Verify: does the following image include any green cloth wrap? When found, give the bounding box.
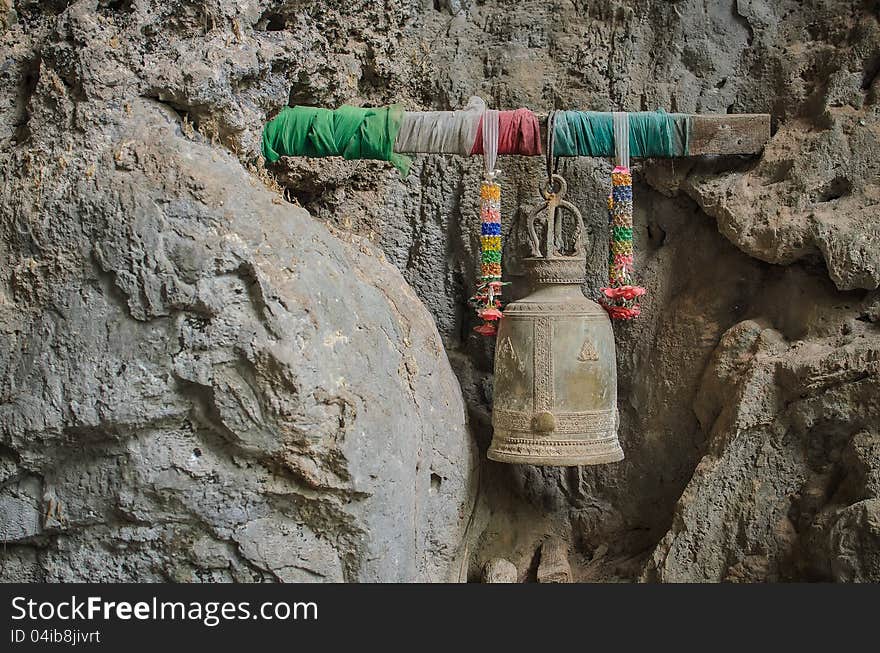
[554,111,614,157]
[261,104,411,177]
[554,110,692,158]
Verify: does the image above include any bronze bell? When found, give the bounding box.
[488,174,623,466]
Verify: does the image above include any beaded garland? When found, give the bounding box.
[470,178,504,336]
[600,165,646,319]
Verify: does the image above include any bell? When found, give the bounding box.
[488,174,623,466]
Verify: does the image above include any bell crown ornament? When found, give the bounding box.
[488,173,623,466]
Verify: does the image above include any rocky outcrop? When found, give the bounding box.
[683,110,880,291]
[481,558,517,583]
[1,0,879,582]
[644,321,880,581]
[0,3,475,582]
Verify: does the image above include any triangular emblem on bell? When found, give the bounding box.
[488,174,623,466]
[577,339,599,362]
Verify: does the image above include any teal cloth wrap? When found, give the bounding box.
[554,110,692,158]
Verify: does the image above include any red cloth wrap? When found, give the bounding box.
[470,108,543,156]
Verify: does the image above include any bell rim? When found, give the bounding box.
[486,445,624,466]
[487,432,624,466]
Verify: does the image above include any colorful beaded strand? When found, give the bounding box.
[600,165,645,319]
[471,178,504,335]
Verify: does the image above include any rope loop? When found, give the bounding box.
[482,109,499,177]
[545,110,557,186]
[613,111,630,170]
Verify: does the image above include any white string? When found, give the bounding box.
[613,111,630,169]
[482,108,499,177]
[394,96,485,155]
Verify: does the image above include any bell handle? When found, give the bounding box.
[526,201,546,257]
[527,175,587,259]
[558,198,588,255]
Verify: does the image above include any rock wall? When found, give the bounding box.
[0,0,476,582]
[1,0,878,582]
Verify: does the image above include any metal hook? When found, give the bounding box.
[540,174,566,200]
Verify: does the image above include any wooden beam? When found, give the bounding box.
[689,114,770,155]
[393,112,771,157]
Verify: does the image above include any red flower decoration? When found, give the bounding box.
[473,323,498,336]
[478,307,503,321]
[602,305,641,320]
[601,285,646,301]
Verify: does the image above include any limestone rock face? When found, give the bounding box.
[643,322,880,582]
[0,5,475,582]
[683,112,880,291]
[1,0,879,582]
